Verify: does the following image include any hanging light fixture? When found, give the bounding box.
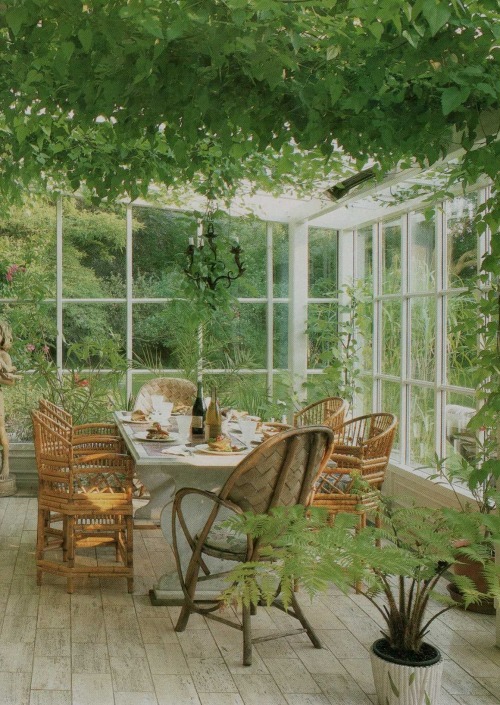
[184,203,245,290]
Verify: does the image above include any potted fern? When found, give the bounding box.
[220,499,500,705]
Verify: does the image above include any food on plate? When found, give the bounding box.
[208,435,239,452]
[146,422,170,441]
[173,403,191,415]
[261,422,290,440]
[131,409,147,422]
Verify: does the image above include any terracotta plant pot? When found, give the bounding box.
[451,542,495,614]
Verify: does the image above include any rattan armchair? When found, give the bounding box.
[32,409,134,593]
[172,425,335,666]
[293,396,349,432]
[313,412,398,529]
[39,399,123,450]
[133,376,196,414]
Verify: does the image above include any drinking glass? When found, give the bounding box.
[238,418,258,447]
[151,394,164,412]
[159,401,174,420]
[176,415,192,445]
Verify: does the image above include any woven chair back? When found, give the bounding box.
[32,409,132,502]
[219,426,335,515]
[39,399,72,427]
[337,413,396,454]
[293,397,348,431]
[32,408,72,462]
[133,377,196,413]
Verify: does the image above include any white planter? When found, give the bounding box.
[370,641,443,705]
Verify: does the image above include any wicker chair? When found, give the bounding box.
[133,377,196,414]
[39,399,123,451]
[172,425,335,666]
[32,409,134,593]
[293,397,349,432]
[313,412,398,530]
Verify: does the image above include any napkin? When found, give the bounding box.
[161,445,193,456]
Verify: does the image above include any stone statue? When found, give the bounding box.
[0,320,21,488]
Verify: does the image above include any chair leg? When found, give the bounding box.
[242,604,252,666]
[36,509,46,560]
[175,603,192,633]
[62,516,69,561]
[290,592,322,649]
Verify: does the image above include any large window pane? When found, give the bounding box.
[446,193,479,289]
[63,303,126,365]
[381,380,400,457]
[381,300,401,376]
[409,210,436,293]
[381,218,401,294]
[445,391,477,464]
[446,292,478,388]
[4,302,57,442]
[273,223,289,298]
[274,303,288,369]
[358,293,373,374]
[307,303,338,369]
[63,199,126,298]
[309,228,338,297]
[410,297,436,382]
[0,196,56,298]
[133,302,193,371]
[306,373,330,403]
[357,375,373,417]
[356,225,373,281]
[203,372,268,416]
[132,206,196,298]
[409,386,435,466]
[205,303,266,369]
[229,217,267,298]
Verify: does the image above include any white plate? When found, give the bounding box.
[195,443,248,456]
[119,411,150,424]
[134,431,179,443]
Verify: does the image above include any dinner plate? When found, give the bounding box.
[195,443,249,456]
[134,431,179,443]
[119,411,150,424]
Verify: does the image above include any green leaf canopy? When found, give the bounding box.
[0,0,499,200]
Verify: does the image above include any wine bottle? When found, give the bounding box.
[205,387,222,440]
[191,381,206,436]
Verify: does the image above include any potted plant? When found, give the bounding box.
[219,498,500,705]
[427,444,500,613]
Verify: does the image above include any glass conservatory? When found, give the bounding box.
[0,175,488,504]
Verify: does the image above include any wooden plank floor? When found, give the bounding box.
[1,495,500,705]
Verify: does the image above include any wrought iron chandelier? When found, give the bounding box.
[184,204,245,291]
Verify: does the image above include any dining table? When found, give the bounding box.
[113,411,251,605]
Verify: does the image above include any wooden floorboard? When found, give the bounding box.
[0,495,498,705]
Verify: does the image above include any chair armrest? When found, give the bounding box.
[73,438,123,452]
[333,444,364,458]
[174,487,243,515]
[330,453,363,471]
[73,423,119,437]
[72,452,132,468]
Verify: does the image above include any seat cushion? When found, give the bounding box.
[201,524,248,560]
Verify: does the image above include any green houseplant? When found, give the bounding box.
[428,436,500,613]
[220,499,500,705]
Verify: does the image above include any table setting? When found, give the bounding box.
[112,404,293,604]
